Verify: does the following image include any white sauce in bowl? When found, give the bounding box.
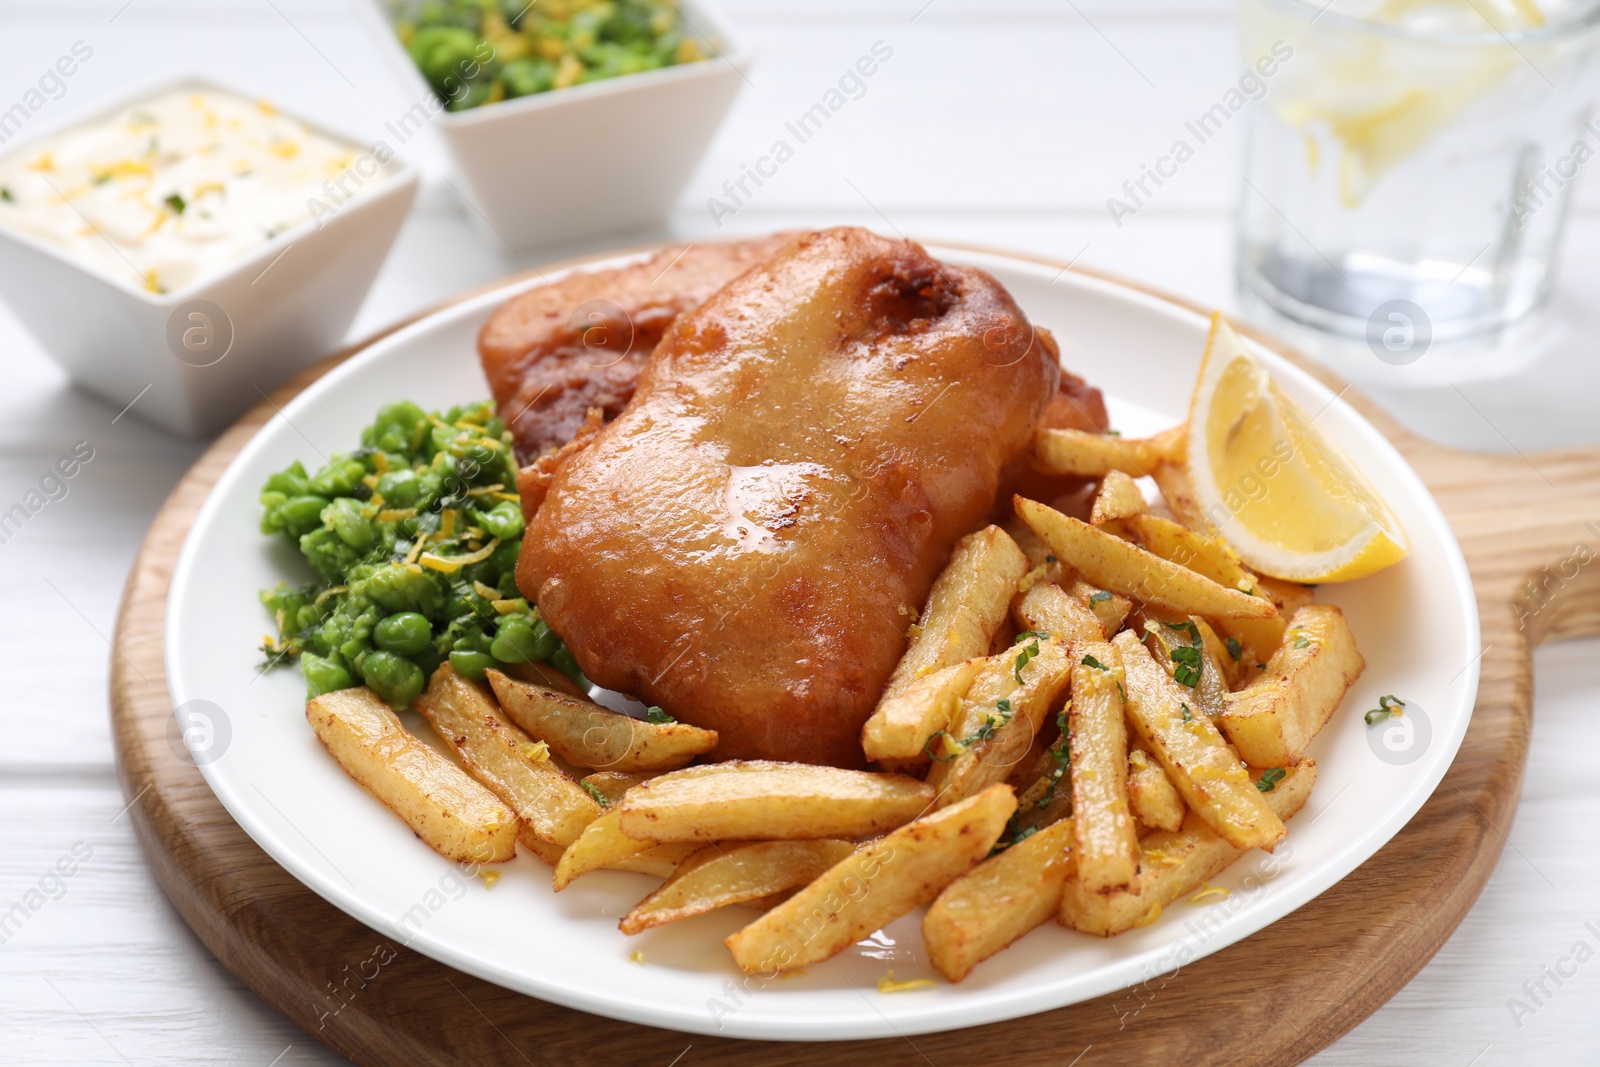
[0,88,388,296]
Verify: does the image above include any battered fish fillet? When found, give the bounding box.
[518,228,1061,767]
[480,234,795,462]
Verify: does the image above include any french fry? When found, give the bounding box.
[1016,497,1277,621]
[550,803,702,888]
[487,670,718,772]
[414,665,600,856]
[1059,762,1315,936]
[924,818,1076,981]
[862,657,987,763]
[1149,460,1208,532]
[307,687,518,864]
[1012,581,1106,644]
[1034,427,1179,478]
[1068,642,1139,893]
[1091,470,1148,525]
[927,637,1073,808]
[1069,578,1132,635]
[581,770,655,805]
[1194,617,1245,690]
[616,761,934,843]
[1219,605,1365,767]
[881,525,1029,697]
[1256,575,1317,616]
[1114,631,1287,851]
[498,658,589,699]
[620,840,856,934]
[1118,513,1285,664]
[1127,743,1184,834]
[725,785,1017,974]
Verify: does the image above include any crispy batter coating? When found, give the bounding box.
[518,228,1061,766]
[480,234,795,461]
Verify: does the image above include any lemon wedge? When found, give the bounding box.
[1184,314,1407,583]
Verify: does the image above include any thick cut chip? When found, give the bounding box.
[1059,762,1314,936]
[307,687,518,864]
[615,761,934,843]
[1219,605,1364,767]
[1114,631,1286,852]
[414,665,600,855]
[862,657,988,764]
[924,817,1076,981]
[1012,581,1106,645]
[725,785,1016,974]
[620,839,857,934]
[927,638,1072,808]
[487,670,718,772]
[1068,642,1139,894]
[1127,744,1185,834]
[1090,470,1148,525]
[1034,427,1180,478]
[1016,498,1278,621]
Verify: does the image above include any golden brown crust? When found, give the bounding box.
[518,228,1060,767]
[479,234,796,461]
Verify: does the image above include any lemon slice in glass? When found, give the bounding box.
[1184,314,1407,582]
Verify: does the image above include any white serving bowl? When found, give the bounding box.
[0,74,417,438]
[357,0,746,250]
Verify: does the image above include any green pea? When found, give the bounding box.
[362,651,425,708]
[263,462,310,498]
[478,499,524,540]
[374,612,432,657]
[302,653,353,697]
[448,649,494,681]
[368,400,428,454]
[274,494,330,536]
[489,615,556,664]
[309,458,366,497]
[375,468,422,508]
[326,497,375,551]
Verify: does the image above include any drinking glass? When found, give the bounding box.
[1237,0,1600,351]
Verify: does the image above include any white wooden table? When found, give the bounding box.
[2,2,1596,1063]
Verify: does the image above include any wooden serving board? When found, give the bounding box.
[111,246,1600,1067]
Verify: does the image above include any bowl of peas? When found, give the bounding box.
[358,0,748,250]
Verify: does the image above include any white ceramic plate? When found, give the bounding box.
[166,247,1480,1041]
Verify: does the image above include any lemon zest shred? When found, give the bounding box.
[877,970,936,994]
[1132,901,1163,927]
[1189,885,1231,905]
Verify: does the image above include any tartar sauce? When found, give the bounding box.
[0,89,387,295]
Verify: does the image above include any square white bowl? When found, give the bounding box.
[356,0,746,250]
[0,74,418,438]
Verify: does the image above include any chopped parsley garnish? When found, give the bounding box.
[1014,629,1051,644]
[165,192,186,215]
[1045,554,1058,564]
[1256,768,1287,792]
[0,187,13,202]
[996,698,1012,715]
[1225,637,1242,661]
[1180,703,1192,723]
[581,781,610,808]
[1116,680,1127,703]
[645,706,674,724]
[924,731,959,762]
[1081,654,1107,671]
[1163,619,1202,645]
[1170,645,1203,687]
[1294,635,1310,649]
[1014,637,1042,683]
[1088,590,1113,605]
[1364,694,1405,725]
